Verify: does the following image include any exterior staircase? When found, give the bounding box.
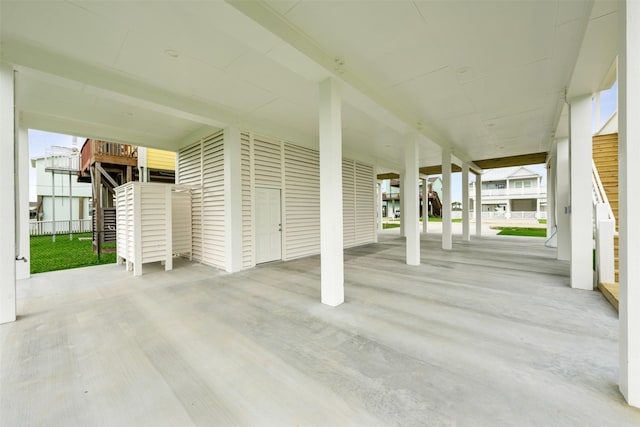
[593,133,619,310]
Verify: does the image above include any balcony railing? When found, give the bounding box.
[80,139,138,173]
[474,187,544,197]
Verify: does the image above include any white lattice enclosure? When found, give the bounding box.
[115,182,192,276]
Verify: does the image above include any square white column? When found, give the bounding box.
[404,134,419,266]
[422,178,428,233]
[441,150,452,250]
[0,63,16,324]
[475,173,482,236]
[556,138,570,261]
[569,95,593,290]
[319,78,344,306]
[462,164,470,241]
[223,126,243,273]
[16,126,30,279]
[547,150,557,239]
[619,0,640,408]
[399,172,405,237]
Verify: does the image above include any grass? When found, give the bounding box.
[493,227,547,237]
[425,217,463,223]
[383,223,400,229]
[538,219,547,224]
[30,233,117,274]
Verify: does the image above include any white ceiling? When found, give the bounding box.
[0,0,618,171]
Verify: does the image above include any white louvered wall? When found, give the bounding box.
[354,162,376,245]
[171,190,192,255]
[241,132,253,268]
[253,135,282,188]
[342,160,356,247]
[177,131,226,270]
[343,159,376,247]
[177,130,375,270]
[284,142,320,259]
[115,182,190,275]
[177,140,203,261]
[115,183,134,261]
[201,133,226,269]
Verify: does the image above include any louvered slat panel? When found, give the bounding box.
[342,159,356,247]
[254,137,282,188]
[355,161,375,246]
[172,190,192,255]
[177,139,203,261]
[284,142,319,259]
[241,132,253,268]
[198,132,226,269]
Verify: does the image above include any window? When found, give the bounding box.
[497,183,505,189]
[524,181,532,188]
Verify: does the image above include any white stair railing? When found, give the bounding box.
[592,161,616,285]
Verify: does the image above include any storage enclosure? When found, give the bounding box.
[177,130,376,272]
[115,182,192,276]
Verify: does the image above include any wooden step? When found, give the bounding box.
[598,282,619,312]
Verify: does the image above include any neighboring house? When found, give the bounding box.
[382,177,443,218]
[470,166,546,219]
[31,149,92,224]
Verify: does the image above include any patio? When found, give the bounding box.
[1,233,637,426]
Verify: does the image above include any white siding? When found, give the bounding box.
[177,139,204,261]
[140,184,168,262]
[177,130,376,270]
[253,135,282,188]
[241,132,253,268]
[115,183,134,261]
[172,190,192,255]
[201,133,226,270]
[355,162,376,245]
[177,131,226,270]
[342,160,356,247]
[283,142,320,260]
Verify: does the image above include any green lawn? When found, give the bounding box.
[493,227,547,237]
[383,223,400,229]
[538,219,547,224]
[425,217,462,223]
[30,233,117,274]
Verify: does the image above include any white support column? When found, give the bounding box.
[399,172,405,237]
[377,180,383,234]
[556,138,570,261]
[223,126,243,273]
[619,0,640,407]
[442,150,452,250]
[319,78,344,306]
[569,95,593,290]
[462,164,470,241]
[475,173,482,236]
[547,151,557,240]
[404,134,419,266]
[16,126,30,279]
[0,64,16,324]
[421,177,428,233]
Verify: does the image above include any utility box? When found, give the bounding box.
[115,182,192,276]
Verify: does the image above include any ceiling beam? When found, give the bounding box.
[5,38,317,149]
[472,152,548,169]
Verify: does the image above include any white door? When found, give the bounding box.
[256,188,282,264]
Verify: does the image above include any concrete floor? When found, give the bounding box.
[2,233,639,426]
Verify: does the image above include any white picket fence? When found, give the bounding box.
[30,219,92,236]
